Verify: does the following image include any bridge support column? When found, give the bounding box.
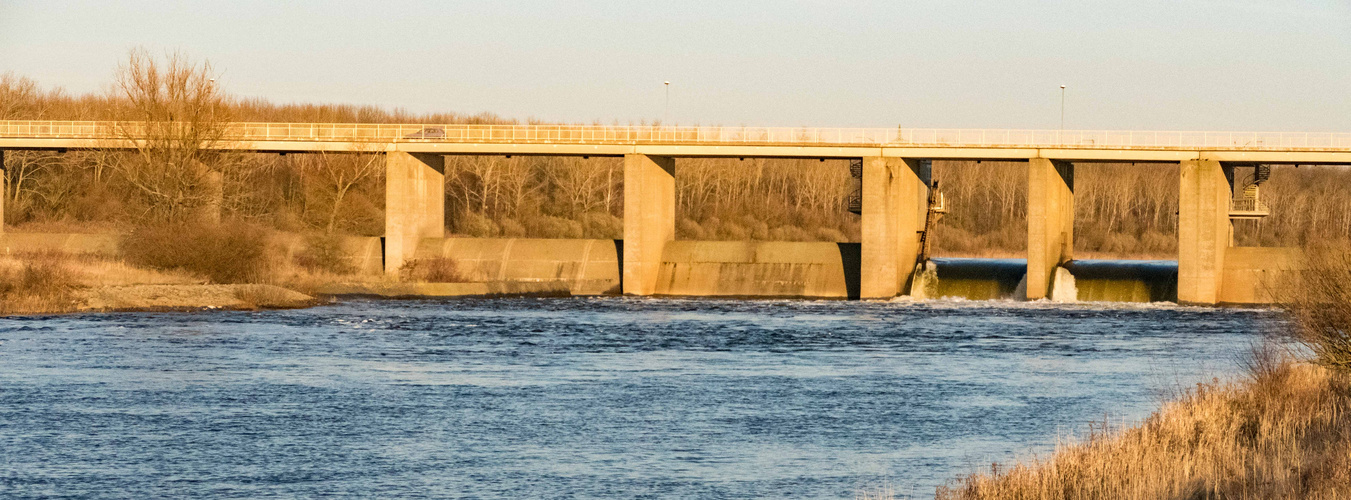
[1178,159,1233,305]
[384,151,445,275]
[861,157,927,299]
[623,154,675,295]
[1027,158,1074,300]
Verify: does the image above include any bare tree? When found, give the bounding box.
[299,146,384,232]
[108,49,231,222]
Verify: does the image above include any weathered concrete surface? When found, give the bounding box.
[859,157,898,298]
[1219,247,1304,304]
[1027,158,1074,299]
[417,237,619,295]
[384,152,445,275]
[897,160,930,294]
[1178,159,1233,305]
[656,240,858,298]
[623,154,675,295]
[860,157,926,298]
[0,232,120,255]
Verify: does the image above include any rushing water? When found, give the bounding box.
[0,298,1278,499]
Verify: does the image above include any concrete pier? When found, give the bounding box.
[859,157,928,299]
[622,154,675,295]
[384,152,445,275]
[1178,159,1233,305]
[1026,158,1074,299]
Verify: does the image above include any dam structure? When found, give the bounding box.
[3,121,1349,304]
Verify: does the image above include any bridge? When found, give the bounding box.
[3,120,1349,304]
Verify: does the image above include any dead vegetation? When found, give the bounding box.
[399,257,465,283]
[0,252,81,314]
[120,220,278,284]
[934,247,1351,500]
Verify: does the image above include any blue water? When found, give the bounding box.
[0,298,1278,498]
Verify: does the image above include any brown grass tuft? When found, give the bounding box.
[937,245,1351,500]
[293,232,355,275]
[120,220,278,284]
[937,357,1351,500]
[0,251,82,314]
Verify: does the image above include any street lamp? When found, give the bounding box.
[1059,84,1067,131]
[663,81,671,125]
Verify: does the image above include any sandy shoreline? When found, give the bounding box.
[71,284,321,313]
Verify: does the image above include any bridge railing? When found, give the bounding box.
[2,120,1350,151]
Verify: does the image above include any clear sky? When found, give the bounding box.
[2,0,1348,131]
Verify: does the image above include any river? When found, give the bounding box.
[0,298,1278,498]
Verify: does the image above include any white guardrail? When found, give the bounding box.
[2,121,1350,151]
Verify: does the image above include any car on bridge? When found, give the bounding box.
[404,127,446,139]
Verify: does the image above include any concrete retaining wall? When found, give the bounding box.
[655,241,859,298]
[416,238,621,295]
[1219,247,1304,305]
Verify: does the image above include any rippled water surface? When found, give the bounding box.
[0,298,1278,498]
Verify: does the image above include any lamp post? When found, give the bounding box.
[663,81,670,126]
[1059,84,1066,131]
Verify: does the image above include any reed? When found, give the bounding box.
[0,251,80,314]
[935,247,1351,500]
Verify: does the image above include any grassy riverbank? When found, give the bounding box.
[929,247,1351,500]
[935,356,1351,499]
[0,249,319,314]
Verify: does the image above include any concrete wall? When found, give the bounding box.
[622,154,675,295]
[655,240,858,298]
[859,157,926,298]
[1027,158,1074,299]
[1178,159,1233,305]
[416,237,620,295]
[384,152,445,275]
[1219,247,1304,304]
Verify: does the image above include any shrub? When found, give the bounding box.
[399,257,465,283]
[677,218,705,240]
[579,211,622,239]
[527,215,583,239]
[0,253,81,314]
[498,217,527,237]
[1283,243,1351,371]
[453,210,499,237]
[294,232,354,275]
[121,220,277,283]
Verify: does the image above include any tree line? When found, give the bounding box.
[3,51,1349,257]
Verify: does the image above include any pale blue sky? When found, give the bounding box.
[2,1,1348,131]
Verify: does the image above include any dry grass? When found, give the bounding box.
[399,257,465,283]
[937,353,1351,500]
[120,220,278,284]
[293,231,356,275]
[0,252,81,314]
[936,247,1351,500]
[1281,242,1351,371]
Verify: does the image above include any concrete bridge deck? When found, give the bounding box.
[1,120,1346,305]
[2,120,1350,163]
